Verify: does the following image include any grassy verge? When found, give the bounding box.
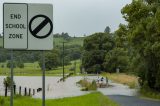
[0,92,119,106]
[102,72,138,88]
[140,88,160,100]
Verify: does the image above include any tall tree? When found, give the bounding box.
[82,33,115,73]
[104,26,111,33]
[121,0,160,91]
[39,49,61,70]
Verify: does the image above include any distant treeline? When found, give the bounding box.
[0,35,82,70]
[53,32,70,38]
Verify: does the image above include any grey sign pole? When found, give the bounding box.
[10,50,14,106]
[62,42,65,82]
[42,50,45,106]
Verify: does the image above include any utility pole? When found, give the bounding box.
[74,60,76,75]
[62,42,65,82]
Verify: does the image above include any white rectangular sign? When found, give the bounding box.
[28,4,53,50]
[3,3,28,49]
[3,3,53,50]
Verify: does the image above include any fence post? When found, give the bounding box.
[13,85,16,95]
[33,89,35,95]
[29,88,31,96]
[24,87,27,96]
[19,86,21,95]
[5,84,7,97]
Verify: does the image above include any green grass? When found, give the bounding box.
[0,92,119,106]
[0,60,81,76]
[54,37,84,46]
[140,88,160,100]
[0,37,84,48]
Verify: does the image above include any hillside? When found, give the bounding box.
[54,37,84,47]
[0,37,84,48]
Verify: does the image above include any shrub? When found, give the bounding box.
[7,61,16,68]
[17,62,24,68]
[140,88,160,100]
[88,80,97,90]
[77,79,97,91]
[1,64,4,68]
[3,76,15,89]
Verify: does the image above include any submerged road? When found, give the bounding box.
[108,95,160,106]
[0,75,160,106]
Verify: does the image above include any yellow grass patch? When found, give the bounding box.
[102,73,138,88]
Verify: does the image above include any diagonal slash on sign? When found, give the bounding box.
[29,14,53,39]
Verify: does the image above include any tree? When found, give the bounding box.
[115,24,128,48]
[3,77,14,89]
[17,62,24,68]
[3,77,15,97]
[82,33,115,73]
[121,0,160,91]
[7,61,16,68]
[104,26,111,33]
[39,49,61,70]
[103,48,129,73]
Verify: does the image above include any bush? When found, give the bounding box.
[69,66,75,71]
[140,88,160,100]
[77,79,97,91]
[88,80,97,90]
[3,76,15,89]
[17,62,24,68]
[1,64,4,68]
[7,61,16,68]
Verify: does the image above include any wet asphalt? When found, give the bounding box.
[108,95,160,106]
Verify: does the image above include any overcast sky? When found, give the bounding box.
[0,0,131,36]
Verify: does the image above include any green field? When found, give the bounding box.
[0,60,81,76]
[0,92,119,106]
[54,37,84,46]
[0,36,84,76]
[0,37,84,48]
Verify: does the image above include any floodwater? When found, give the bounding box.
[0,76,137,99]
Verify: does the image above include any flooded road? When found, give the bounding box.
[0,76,137,99]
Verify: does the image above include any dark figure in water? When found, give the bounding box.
[101,77,104,81]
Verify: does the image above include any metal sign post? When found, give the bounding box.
[3,3,53,106]
[62,42,65,82]
[10,50,14,106]
[42,50,45,106]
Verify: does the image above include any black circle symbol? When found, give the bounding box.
[29,14,53,39]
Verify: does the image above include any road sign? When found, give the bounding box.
[3,3,28,49]
[29,15,53,39]
[28,4,53,50]
[3,3,53,50]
